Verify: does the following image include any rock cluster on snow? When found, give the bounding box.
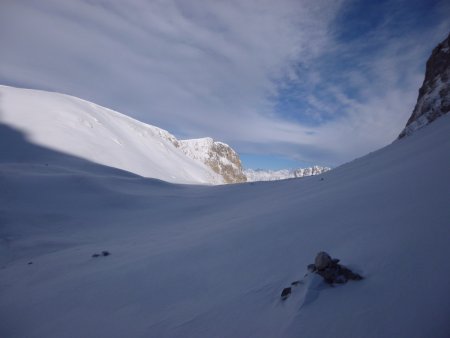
[280,251,362,300]
[307,251,363,285]
[399,33,450,138]
[92,251,111,258]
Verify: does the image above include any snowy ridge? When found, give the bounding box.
[0,85,223,184]
[0,85,327,185]
[179,137,217,163]
[245,166,330,182]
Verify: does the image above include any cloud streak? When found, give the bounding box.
[1,0,449,168]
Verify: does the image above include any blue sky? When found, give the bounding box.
[1,0,449,169]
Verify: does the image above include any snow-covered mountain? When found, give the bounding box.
[179,138,247,183]
[399,33,450,138]
[0,85,328,185]
[245,166,330,182]
[0,85,223,185]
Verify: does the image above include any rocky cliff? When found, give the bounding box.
[179,138,247,184]
[399,33,450,138]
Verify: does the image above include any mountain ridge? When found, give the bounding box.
[0,85,329,185]
[244,166,330,182]
[0,85,223,185]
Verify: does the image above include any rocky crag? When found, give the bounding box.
[179,138,247,184]
[399,33,450,138]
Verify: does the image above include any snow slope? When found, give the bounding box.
[1,105,450,336]
[0,85,222,184]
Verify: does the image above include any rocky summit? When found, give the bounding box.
[179,138,247,184]
[399,33,450,138]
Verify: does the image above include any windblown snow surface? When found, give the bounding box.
[0,85,222,184]
[1,93,450,337]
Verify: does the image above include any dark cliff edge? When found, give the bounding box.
[399,33,450,138]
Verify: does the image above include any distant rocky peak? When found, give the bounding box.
[399,33,450,138]
[179,138,247,184]
[244,166,330,182]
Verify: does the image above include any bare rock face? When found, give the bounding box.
[399,33,450,138]
[179,138,247,184]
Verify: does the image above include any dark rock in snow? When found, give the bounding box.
[315,251,332,270]
[281,287,292,300]
[307,263,316,272]
[92,251,111,258]
[310,251,363,285]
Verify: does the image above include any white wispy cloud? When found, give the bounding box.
[0,0,449,167]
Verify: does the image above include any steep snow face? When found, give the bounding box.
[1,112,449,338]
[399,33,450,138]
[0,85,223,184]
[245,166,330,182]
[179,137,247,183]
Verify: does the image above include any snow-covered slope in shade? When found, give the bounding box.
[0,85,223,184]
[245,166,330,182]
[1,107,449,336]
[179,137,247,183]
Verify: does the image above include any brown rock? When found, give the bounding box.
[399,33,450,138]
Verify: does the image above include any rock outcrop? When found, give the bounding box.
[179,138,247,184]
[399,33,450,138]
[307,251,363,285]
